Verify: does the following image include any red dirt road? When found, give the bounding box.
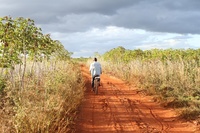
[75,65,198,133]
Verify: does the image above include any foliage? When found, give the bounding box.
[103,46,200,63]
[0,77,6,93]
[0,16,83,132]
[72,57,89,63]
[101,46,200,120]
[0,16,71,69]
[10,62,84,133]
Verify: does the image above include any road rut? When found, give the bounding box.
[75,65,197,133]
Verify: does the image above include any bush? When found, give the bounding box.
[0,77,6,93]
[0,61,85,132]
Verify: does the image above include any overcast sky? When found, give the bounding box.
[0,0,200,57]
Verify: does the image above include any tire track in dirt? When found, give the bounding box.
[101,83,136,132]
[74,65,197,133]
[108,82,168,132]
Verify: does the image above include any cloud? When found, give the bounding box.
[0,0,199,57]
[51,26,198,57]
[112,0,200,34]
[1,0,200,34]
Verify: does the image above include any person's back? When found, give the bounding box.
[90,61,101,77]
[89,57,102,88]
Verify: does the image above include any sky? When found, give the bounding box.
[0,0,200,57]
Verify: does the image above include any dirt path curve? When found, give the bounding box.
[75,65,198,133]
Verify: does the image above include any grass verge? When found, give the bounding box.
[0,61,85,133]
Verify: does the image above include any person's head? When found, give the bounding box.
[94,57,97,62]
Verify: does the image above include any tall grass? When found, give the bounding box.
[101,58,200,119]
[0,60,85,133]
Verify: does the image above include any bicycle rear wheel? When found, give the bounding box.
[94,79,98,95]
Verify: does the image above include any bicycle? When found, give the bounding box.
[93,76,100,95]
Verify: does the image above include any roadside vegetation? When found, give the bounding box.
[1,15,200,132]
[100,46,200,120]
[0,16,85,133]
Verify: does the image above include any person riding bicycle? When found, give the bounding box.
[89,57,102,88]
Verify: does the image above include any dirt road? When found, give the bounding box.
[75,65,198,133]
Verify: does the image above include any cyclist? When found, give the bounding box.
[89,57,102,89]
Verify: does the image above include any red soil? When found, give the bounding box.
[75,65,199,133]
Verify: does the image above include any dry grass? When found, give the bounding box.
[0,61,85,133]
[101,59,200,119]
